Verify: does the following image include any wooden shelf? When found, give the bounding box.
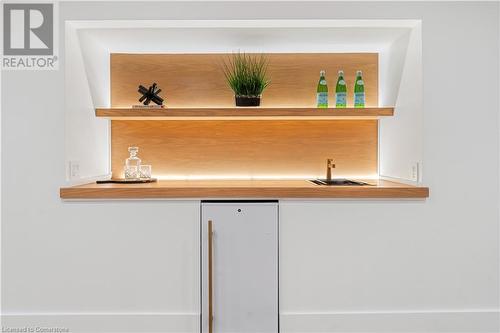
[95,107,394,120]
[60,179,428,199]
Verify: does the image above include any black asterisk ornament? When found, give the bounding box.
[138,83,164,106]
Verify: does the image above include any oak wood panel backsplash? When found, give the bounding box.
[110,53,379,179]
[111,53,378,108]
[111,120,378,179]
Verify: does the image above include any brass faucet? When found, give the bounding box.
[326,158,336,181]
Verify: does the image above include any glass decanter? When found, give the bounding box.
[124,146,141,179]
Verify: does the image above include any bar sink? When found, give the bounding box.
[308,179,369,186]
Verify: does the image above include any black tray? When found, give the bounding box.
[96,178,157,184]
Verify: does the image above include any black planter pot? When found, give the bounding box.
[235,96,261,107]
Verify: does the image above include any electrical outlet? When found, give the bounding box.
[69,161,80,179]
[410,162,420,182]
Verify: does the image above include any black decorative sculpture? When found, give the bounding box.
[138,83,164,106]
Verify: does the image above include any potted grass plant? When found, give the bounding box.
[222,53,270,107]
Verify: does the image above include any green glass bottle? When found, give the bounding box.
[316,70,328,108]
[354,70,365,108]
[335,70,347,108]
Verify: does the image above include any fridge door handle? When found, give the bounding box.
[208,220,214,333]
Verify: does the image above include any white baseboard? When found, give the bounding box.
[3,310,499,333]
[280,310,500,333]
[1,313,199,333]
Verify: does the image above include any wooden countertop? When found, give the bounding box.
[60,179,429,199]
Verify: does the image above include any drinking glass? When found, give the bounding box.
[124,165,139,179]
[139,165,152,179]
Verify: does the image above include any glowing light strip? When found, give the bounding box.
[155,174,379,181]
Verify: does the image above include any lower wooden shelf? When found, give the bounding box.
[60,179,429,199]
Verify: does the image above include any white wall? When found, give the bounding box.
[2,2,499,333]
[65,23,111,181]
[379,24,423,182]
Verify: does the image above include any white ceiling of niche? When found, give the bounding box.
[69,20,418,107]
[78,27,411,53]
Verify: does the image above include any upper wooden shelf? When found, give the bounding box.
[95,107,394,120]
